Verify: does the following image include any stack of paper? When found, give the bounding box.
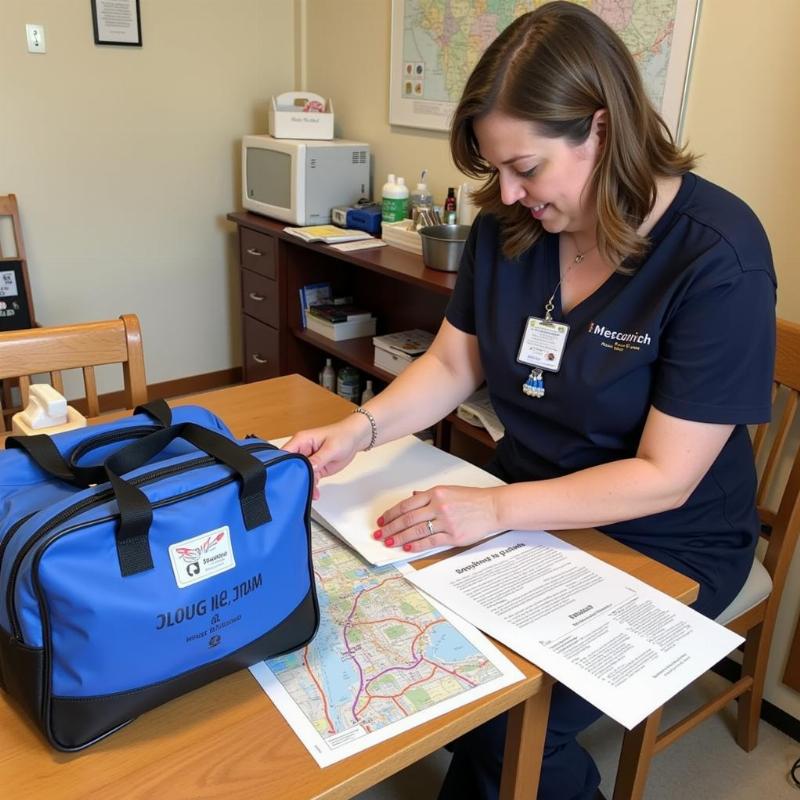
[457,386,505,442]
[311,434,504,566]
[283,224,373,244]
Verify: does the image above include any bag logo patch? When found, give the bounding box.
[168,526,236,588]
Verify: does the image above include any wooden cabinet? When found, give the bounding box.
[228,211,495,457]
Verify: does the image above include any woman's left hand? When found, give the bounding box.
[375,485,500,554]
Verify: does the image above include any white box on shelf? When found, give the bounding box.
[268,91,334,140]
[305,314,376,341]
[373,346,414,376]
[373,329,433,376]
[380,219,422,255]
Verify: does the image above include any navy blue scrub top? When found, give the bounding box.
[446,173,777,615]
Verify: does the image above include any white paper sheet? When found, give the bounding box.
[404,530,744,730]
[310,435,505,566]
[249,521,523,766]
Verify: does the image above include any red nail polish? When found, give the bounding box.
[377,516,385,526]
[403,543,412,552]
[385,537,394,547]
[372,529,383,540]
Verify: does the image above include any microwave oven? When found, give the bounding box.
[242,135,370,225]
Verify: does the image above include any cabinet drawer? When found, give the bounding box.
[241,268,279,327]
[243,315,280,382]
[240,228,277,279]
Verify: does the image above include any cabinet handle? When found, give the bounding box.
[246,248,264,257]
[252,354,268,365]
[248,292,265,302]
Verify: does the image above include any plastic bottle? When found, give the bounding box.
[321,358,336,392]
[336,365,361,403]
[382,174,409,223]
[361,379,375,404]
[444,187,457,224]
[410,180,433,221]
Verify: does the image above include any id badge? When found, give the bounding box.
[517,316,570,372]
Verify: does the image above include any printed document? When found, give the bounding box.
[249,521,523,766]
[310,435,505,566]
[404,530,744,729]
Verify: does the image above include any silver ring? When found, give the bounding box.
[426,519,435,536]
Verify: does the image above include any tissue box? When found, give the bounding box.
[268,91,334,140]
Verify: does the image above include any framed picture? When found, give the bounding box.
[91,0,142,47]
[389,0,702,140]
[0,261,33,332]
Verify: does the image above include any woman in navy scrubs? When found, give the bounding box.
[286,3,776,798]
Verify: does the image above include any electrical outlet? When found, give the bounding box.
[26,24,46,54]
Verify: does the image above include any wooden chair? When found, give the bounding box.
[0,314,147,422]
[613,317,800,799]
[0,194,36,325]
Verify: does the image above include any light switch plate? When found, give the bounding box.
[26,24,46,54]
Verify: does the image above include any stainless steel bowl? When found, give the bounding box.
[418,224,471,272]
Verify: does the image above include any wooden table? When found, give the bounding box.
[0,376,698,799]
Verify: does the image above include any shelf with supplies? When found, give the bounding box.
[291,327,398,384]
[227,209,490,461]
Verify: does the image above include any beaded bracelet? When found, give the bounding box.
[353,407,378,451]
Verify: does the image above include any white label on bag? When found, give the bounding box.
[168,526,236,589]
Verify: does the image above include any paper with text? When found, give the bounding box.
[311,435,505,566]
[405,530,743,729]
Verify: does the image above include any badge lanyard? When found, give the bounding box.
[517,284,570,399]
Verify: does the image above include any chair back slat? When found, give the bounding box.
[18,375,30,407]
[752,383,778,458]
[51,371,64,395]
[756,387,798,510]
[82,366,100,418]
[759,319,800,590]
[0,194,26,261]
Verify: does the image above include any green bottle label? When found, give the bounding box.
[382,197,408,222]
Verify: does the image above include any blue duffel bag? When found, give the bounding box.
[0,421,318,750]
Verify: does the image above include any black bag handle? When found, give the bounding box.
[5,399,173,488]
[104,422,270,577]
[133,398,172,427]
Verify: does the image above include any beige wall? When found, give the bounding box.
[1,0,295,388]
[305,0,800,718]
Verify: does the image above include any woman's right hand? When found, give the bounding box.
[283,413,371,499]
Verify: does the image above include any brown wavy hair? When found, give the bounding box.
[450,1,696,266]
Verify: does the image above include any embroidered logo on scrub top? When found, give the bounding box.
[588,322,653,353]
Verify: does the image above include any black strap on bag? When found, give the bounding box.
[104,422,271,577]
[133,398,172,427]
[5,399,173,487]
[4,434,82,485]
